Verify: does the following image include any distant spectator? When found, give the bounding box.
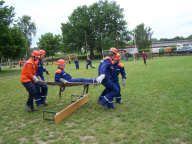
[142,51,147,66]
[19,60,22,67]
[74,57,79,69]
[125,53,128,61]
[68,55,71,64]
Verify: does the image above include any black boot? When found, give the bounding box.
[116,101,123,104]
[100,104,108,110]
[25,104,32,112]
[32,108,39,111]
[97,97,101,104]
[43,102,48,106]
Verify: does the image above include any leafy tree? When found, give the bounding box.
[134,23,152,49]
[186,34,192,40]
[37,32,62,63]
[151,38,158,42]
[17,15,36,59]
[0,1,27,70]
[0,25,27,58]
[61,0,131,59]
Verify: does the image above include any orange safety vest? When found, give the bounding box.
[68,56,71,61]
[19,61,22,65]
[20,57,38,83]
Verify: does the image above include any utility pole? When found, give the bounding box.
[85,33,88,57]
[148,27,153,59]
[100,32,103,58]
[116,31,119,50]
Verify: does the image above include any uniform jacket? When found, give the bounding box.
[35,59,46,77]
[19,61,22,65]
[20,57,38,83]
[111,61,126,81]
[74,59,79,65]
[55,67,72,82]
[87,58,91,64]
[68,56,71,61]
[98,55,113,79]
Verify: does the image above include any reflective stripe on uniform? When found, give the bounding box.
[35,99,41,101]
[104,96,109,101]
[116,96,121,99]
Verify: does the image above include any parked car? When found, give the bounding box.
[173,46,192,54]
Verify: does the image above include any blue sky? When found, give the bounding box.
[5,0,192,48]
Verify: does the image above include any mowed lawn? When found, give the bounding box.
[0,56,192,144]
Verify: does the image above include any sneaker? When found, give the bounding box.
[25,104,32,112]
[43,102,48,106]
[100,104,108,110]
[32,108,39,111]
[116,101,123,104]
[37,105,43,107]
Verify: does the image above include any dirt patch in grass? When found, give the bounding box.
[67,122,76,127]
[79,135,94,140]
[20,123,26,127]
[172,138,187,144]
[19,138,28,143]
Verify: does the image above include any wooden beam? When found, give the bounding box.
[55,95,88,125]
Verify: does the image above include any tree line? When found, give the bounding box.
[1,0,191,68]
[152,35,192,42]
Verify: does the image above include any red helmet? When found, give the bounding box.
[57,59,65,65]
[109,48,117,54]
[39,50,45,55]
[31,50,40,58]
[114,53,121,59]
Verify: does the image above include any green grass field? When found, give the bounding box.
[0,56,192,144]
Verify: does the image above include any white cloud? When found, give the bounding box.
[4,0,192,47]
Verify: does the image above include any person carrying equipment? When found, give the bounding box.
[96,48,119,110]
[20,50,40,112]
[19,60,22,67]
[68,55,71,64]
[35,50,50,107]
[74,57,79,69]
[86,57,95,69]
[98,53,126,104]
[54,59,97,83]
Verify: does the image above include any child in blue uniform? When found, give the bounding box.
[98,53,126,104]
[55,59,97,83]
[35,50,50,107]
[86,57,95,69]
[96,48,119,110]
[74,57,79,69]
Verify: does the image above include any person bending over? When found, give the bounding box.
[35,50,50,107]
[20,50,40,112]
[98,53,126,104]
[96,48,119,110]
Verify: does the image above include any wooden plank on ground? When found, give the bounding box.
[55,95,88,125]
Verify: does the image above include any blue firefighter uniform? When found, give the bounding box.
[86,58,95,69]
[98,55,119,108]
[74,58,79,69]
[100,61,126,103]
[55,67,97,83]
[35,59,48,106]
